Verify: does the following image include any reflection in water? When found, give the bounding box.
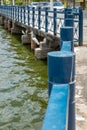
[0,27,48,130]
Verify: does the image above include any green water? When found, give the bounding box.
[0,27,48,130]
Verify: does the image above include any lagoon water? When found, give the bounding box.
[0,26,48,130]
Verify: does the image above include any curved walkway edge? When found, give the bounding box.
[75,15,87,130]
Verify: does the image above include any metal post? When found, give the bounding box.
[12,0,15,28]
[60,26,75,130]
[68,82,75,130]
[53,8,57,36]
[28,6,30,26]
[12,6,13,19]
[10,6,12,19]
[45,8,48,32]
[38,7,41,29]
[48,51,75,96]
[79,7,83,46]
[32,7,35,27]
[14,6,16,20]
[24,7,26,24]
[20,6,22,23]
[60,27,74,51]
[18,6,19,22]
[48,43,75,130]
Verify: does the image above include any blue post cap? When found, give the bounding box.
[48,50,74,57]
[48,51,75,95]
[48,51,75,83]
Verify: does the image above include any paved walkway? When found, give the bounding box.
[75,12,87,130]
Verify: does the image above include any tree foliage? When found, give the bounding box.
[0,0,23,5]
[0,0,49,5]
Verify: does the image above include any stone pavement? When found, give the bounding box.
[75,12,87,130]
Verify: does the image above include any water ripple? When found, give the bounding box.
[0,27,48,130]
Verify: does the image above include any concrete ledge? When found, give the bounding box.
[21,34,31,45]
[35,48,54,60]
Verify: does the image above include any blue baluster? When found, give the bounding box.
[17,6,19,21]
[13,6,15,20]
[15,6,18,21]
[24,6,26,24]
[38,7,41,29]
[18,6,19,22]
[54,8,57,35]
[79,7,83,46]
[32,7,35,27]
[45,8,48,32]
[20,6,22,23]
[11,6,13,19]
[28,6,30,26]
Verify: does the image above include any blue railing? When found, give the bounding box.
[0,5,81,129]
[42,84,69,130]
[42,26,75,130]
[0,5,83,45]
